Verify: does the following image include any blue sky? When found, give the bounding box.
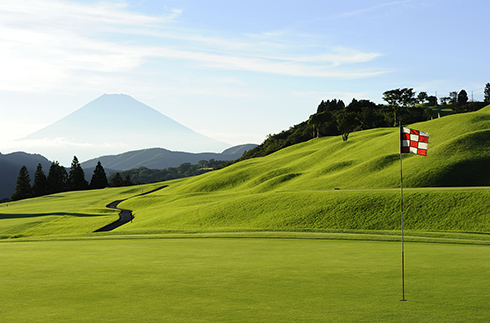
[1,0,489,159]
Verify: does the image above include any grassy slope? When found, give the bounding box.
[1,105,490,239]
[113,105,490,235]
[1,107,490,323]
[0,184,164,239]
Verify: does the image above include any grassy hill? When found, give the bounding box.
[1,105,490,240]
[2,105,489,323]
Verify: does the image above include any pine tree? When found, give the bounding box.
[90,161,108,189]
[110,173,124,187]
[32,163,47,197]
[68,156,88,191]
[11,165,32,201]
[484,83,490,103]
[47,161,68,194]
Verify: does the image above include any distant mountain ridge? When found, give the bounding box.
[0,152,52,200]
[19,94,231,164]
[0,144,257,199]
[81,144,257,170]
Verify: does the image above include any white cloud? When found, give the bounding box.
[0,0,386,94]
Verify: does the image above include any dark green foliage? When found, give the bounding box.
[449,91,458,104]
[308,111,333,137]
[68,156,88,191]
[452,102,487,113]
[316,99,345,113]
[90,161,108,189]
[382,88,417,126]
[123,175,133,186]
[417,91,428,103]
[109,159,228,185]
[484,83,490,103]
[458,89,468,105]
[31,163,47,197]
[110,173,124,187]
[336,111,356,141]
[47,161,68,194]
[11,165,32,201]
[427,95,438,106]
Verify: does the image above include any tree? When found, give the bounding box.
[308,111,332,138]
[440,97,451,105]
[417,91,428,104]
[382,88,417,126]
[484,83,490,103]
[458,90,468,105]
[11,165,32,201]
[123,175,133,186]
[47,161,67,194]
[68,156,88,191]
[427,95,438,106]
[449,91,458,104]
[110,173,124,187]
[336,111,356,141]
[90,161,108,189]
[32,163,47,197]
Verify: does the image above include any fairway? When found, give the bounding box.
[1,238,488,322]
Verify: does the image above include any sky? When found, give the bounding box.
[1,0,489,162]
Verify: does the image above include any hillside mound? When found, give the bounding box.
[2,105,490,238]
[173,104,490,193]
[111,105,490,234]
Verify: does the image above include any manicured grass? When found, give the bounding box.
[0,238,488,322]
[116,187,490,235]
[0,183,165,239]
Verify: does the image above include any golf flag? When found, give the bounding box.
[401,127,429,156]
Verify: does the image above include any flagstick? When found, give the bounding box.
[399,124,406,302]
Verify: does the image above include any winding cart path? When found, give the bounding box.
[93,185,168,232]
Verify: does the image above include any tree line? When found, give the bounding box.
[11,157,229,201]
[239,85,490,161]
[109,159,228,185]
[11,156,109,201]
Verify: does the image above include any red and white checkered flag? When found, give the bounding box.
[401,127,429,156]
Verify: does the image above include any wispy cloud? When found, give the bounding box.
[336,0,413,19]
[0,0,386,93]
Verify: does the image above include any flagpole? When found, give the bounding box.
[399,123,406,302]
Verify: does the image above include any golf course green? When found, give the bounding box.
[1,238,489,322]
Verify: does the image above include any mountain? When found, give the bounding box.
[81,144,257,170]
[0,144,257,200]
[19,94,231,164]
[0,152,52,200]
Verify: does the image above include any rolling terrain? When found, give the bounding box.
[1,105,490,323]
[1,104,490,239]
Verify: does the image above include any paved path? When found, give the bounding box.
[93,185,168,232]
